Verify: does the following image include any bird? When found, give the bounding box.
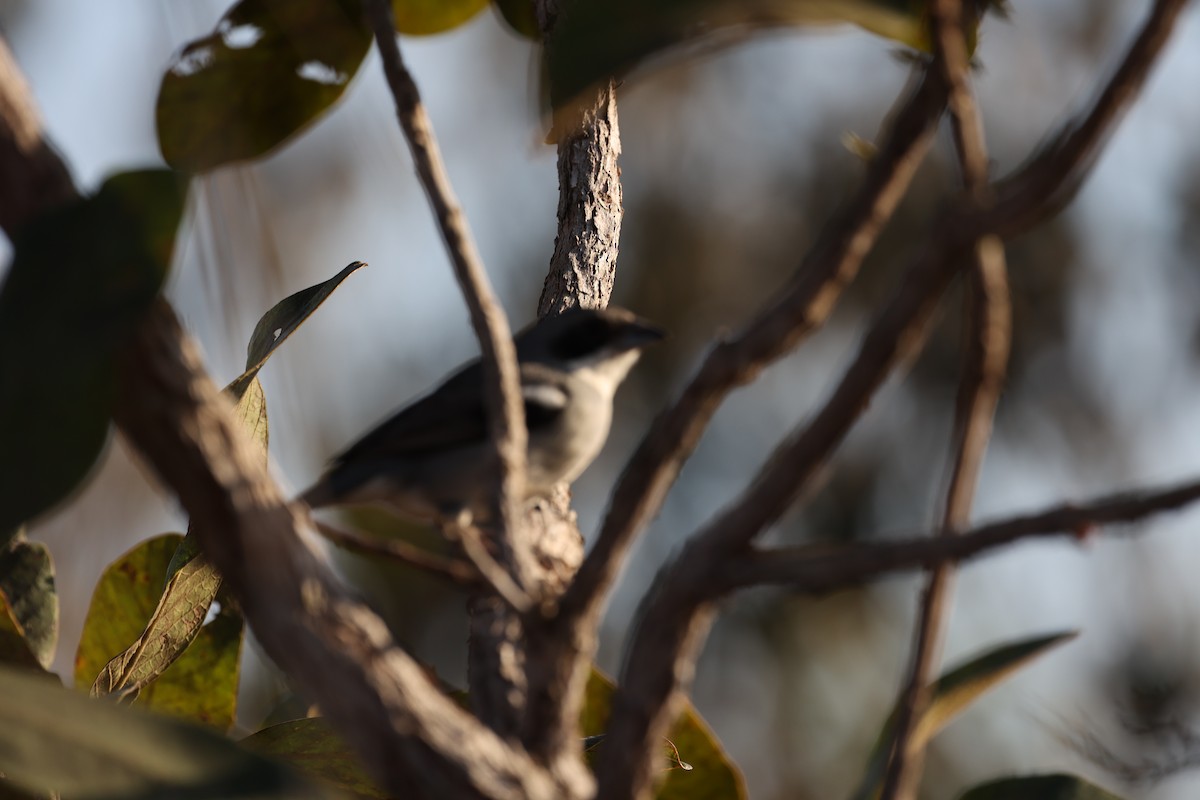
[300,306,664,524]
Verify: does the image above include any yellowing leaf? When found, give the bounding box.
[394,0,488,35]
[580,668,747,799]
[77,534,243,731]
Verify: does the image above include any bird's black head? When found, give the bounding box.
[518,307,665,365]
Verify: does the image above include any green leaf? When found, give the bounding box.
[581,668,747,799]
[0,539,58,670]
[139,605,244,731]
[242,717,388,800]
[77,534,243,730]
[77,534,184,692]
[228,260,367,397]
[156,0,371,172]
[0,665,329,800]
[492,0,540,39]
[850,631,1078,800]
[957,774,1125,800]
[88,263,357,718]
[394,0,489,35]
[0,169,187,533]
[546,0,996,114]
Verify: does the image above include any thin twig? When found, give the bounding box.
[528,67,949,761]
[441,517,534,615]
[595,2,1187,795]
[724,475,1200,593]
[881,2,1010,797]
[313,518,482,586]
[363,0,533,592]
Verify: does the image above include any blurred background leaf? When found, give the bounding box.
[0,665,328,800]
[956,773,1125,799]
[242,717,388,800]
[492,0,539,39]
[0,169,186,534]
[0,537,57,670]
[156,0,372,172]
[394,0,489,35]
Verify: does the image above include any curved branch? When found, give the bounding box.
[596,1,1188,795]
[363,0,533,593]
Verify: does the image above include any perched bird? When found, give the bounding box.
[300,306,664,523]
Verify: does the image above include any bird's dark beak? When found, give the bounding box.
[620,318,667,350]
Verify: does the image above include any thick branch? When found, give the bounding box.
[725,476,1200,592]
[363,0,533,594]
[536,79,622,316]
[597,1,1187,795]
[115,302,568,799]
[881,3,1010,797]
[518,0,626,768]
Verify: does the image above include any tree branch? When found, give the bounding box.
[441,516,534,614]
[313,518,483,586]
[536,77,622,316]
[881,2,1010,796]
[724,475,1200,593]
[364,0,541,741]
[596,1,1187,795]
[114,301,573,800]
[988,0,1189,235]
[363,0,534,595]
[517,0,627,769]
[524,66,950,765]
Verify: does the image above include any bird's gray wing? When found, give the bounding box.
[331,362,568,465]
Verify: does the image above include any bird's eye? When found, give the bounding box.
[550,317,612,360]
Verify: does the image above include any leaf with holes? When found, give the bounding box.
[157,0,371,171]
[228,260,366,397]
[0,169,186,533]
